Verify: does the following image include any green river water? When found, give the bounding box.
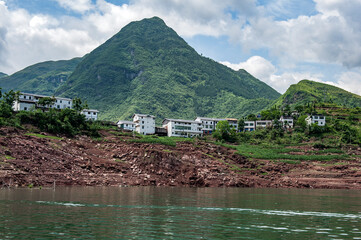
[0,187,360,239]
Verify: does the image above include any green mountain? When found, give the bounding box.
[0,72,7,78]
[274,80,361,108]
[56,17,280,121]
[0,58,82,95]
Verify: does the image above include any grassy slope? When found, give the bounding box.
[274,80,361,108]
[56,17,280,122]
[0,58,82,95]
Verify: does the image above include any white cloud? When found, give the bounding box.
[54,0,93,13]
[0,0,262,74]
[221,56,323,93]
[1,0,361,98]
[327,71,361,96]
[222,56,361,96]
[235,0,361,68]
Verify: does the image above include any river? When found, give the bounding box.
[0,187,360,239]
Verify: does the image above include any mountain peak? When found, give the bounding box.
[1,17,280,121]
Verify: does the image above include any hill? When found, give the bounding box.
[55,17,280,121]
[0,72,7,78]
[274,80,361,109]
[0,58,82,95]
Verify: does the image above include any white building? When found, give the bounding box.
[194,117,226,134]
[279,116,294,129]
[244,121,256,131]
[255,120,273,129]
[13,93,72,111]
[81,109,99,121]
[226,118,239,130]
[133,114,155,135]
[306,115,326,126]
[162,119,203,137]
[117,120,135,131]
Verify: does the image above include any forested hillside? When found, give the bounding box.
[55,17,280,121]
[0,58,82,95]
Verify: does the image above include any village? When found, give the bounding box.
[14,92,326,138]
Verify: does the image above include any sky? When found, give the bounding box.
[1,0,361,95]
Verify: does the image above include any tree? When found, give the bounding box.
[238,118,245,132]
[295,105,304,113]
[37,97,56,111]
[295,115,308,132]
[73,97,88,112]
[0,90,19,118]
[212,120,238,142]
[247,114,257,121]
[273,119,283,130]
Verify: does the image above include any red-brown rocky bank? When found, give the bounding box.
[0,127,360,189]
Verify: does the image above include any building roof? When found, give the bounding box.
[163,118,201,125]
[280,116,293,120]
[132,113,155,118]
[117,120,135,125]
[195,117,226,121]
[20,92,72,101]
[226,118,238,121]
[81,109,99,113]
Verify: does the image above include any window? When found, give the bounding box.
[142,121,144,124]
[93,112,96,115]
[88,112,90,114]
[24,96,26,99]
[57,105,60,109]
[60,100,62,103]
[24,107,27,110]
[142,126,144,129]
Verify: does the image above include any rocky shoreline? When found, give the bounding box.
[0,127,360,189]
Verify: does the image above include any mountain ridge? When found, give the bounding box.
[0,72,7,78]
[55,16,280,121]
[273,79,361,109]
[0,58,82,95]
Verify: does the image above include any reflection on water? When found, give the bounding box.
[0,187,360,239]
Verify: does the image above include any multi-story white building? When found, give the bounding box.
[306,115,326,126]
[226,118,239,130]
[133,114,155,135]
[162,119,203,137]
[81,109,99,121]
[244,121,256,131]
[13,93,72,111]
[255,120,273,129]
[279,116,294,129]
[195,117,225,134]
[117,120,136,131]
